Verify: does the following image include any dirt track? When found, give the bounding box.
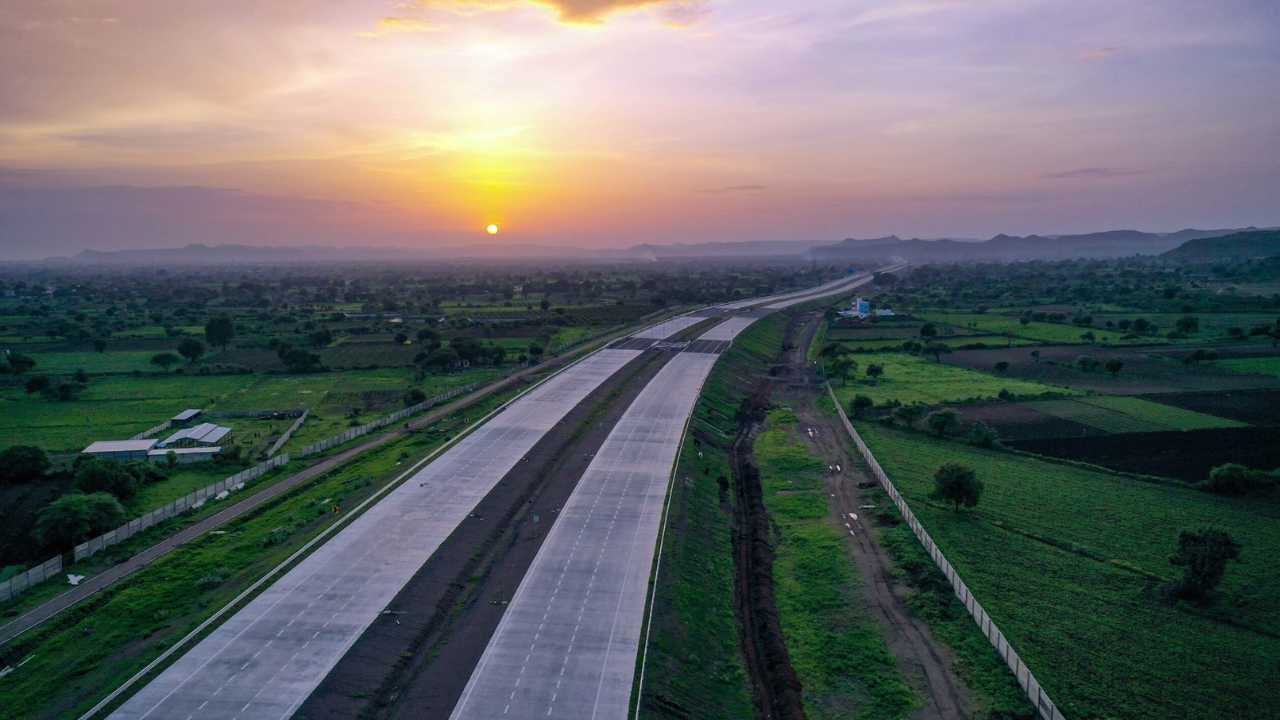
[777,315,974,720]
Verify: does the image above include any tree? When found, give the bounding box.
[25,374,51,395]
[309,328,333,347]
[923,341,951,363]
[74,458,140,499]
[850,395,874,417]
[1105,358,1124,377]
[967,421,1003,449]
[1076,355,1098,373]
[865,363,884,379]
[994,361,1009,373]
[819,342,846,359]
[34,492,126,551]
[279,346,321,373]
[829,356,857,385]
[1030,349,1041,364]
[539,298,551,311]
[177,338,206,364]
[205,316,236,351]
[416,328,440,344]
[823,307,838,322]
[1080,331,1096,343]
[1169,526,1241,601]
[528,343,545,360]
[93,338,108,353]
[150,352,180,373]
[892,405,925,429]
[425,347,460,372]
[926,408,959,437]
[0,445,51,484]
[404,388,427,406]
[919,323,938,339]
[7,352,36,375]
[930,462,983,512]
[1175,315,1200,335]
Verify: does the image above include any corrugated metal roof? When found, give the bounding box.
[172,408,203,422]
[159,422,231,446]
[84,440,158,453]
[147,446,221,456]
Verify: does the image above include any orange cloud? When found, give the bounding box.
[413,0,706,23]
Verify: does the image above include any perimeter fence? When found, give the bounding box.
[826,383,1067,720]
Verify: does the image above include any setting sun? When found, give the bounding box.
[487,224,499,235]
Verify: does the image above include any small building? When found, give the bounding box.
[157,423,232,448]
[172,408,203,423]
[147,446,221,465]
[82,440,157,462]
[875,309,895,317]
[852,297,871,319]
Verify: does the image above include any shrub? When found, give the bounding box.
[34,492,126,550]
[0,445,51,484]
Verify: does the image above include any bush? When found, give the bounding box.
[74,458,141,499]
[1196,463,1278,496]
[1168,526,1241,602]
[34,492,126,551]
[967,422,1004,449]
[0,445,51,484]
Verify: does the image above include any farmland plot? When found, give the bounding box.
[855,423,1280,720]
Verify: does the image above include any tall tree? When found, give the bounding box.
[205,316,236,351]
[1169,527,1241,601]
[177,338,206,363]
[0,445,51,484]
[930,462,983,512]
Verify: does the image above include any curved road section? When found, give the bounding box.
[448,273,878,720]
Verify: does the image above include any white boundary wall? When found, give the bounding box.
[0,557,62,603]
[826,383,1067,720]
[72,454,291,563]
[267,410,309,457]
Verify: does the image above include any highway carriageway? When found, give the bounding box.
[96,272,879,720]
[448,272,878,720]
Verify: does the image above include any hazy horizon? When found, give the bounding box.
[2,0,1279,260]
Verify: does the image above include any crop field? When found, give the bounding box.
[831,354,1076,407]
[1009,426,1280,482]
[1021,397,1244,434]
[951,402,1103,442]
[1138,389,1280,425]
[1221,356,1280,377]
[320,342,420,368]
[7,350,159,374]
[756,410,918,719]
[854,423,1280,720]
[920,313,1137,345]
[0,375,257,450]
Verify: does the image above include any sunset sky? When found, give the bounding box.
[1,0,1278,259]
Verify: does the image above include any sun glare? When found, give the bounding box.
[487,224,499,234]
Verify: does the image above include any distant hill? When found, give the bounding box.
[806,228,1259,263]
[1160,230,1280,262]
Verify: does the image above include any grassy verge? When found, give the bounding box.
[854,422,1280,720]
[756,410,918,720]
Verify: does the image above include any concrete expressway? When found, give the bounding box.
[448,272,879,720]
[102,271,879,720]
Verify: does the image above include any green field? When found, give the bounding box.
[12,350,161,374]
[854,423,1280,720]
[922,311,1280,347]
[1077,396,1245,430]
[756,410,918,719]
[1221,356,1280,378]
[1024,397,1244,434]
[830,354,1075,407]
